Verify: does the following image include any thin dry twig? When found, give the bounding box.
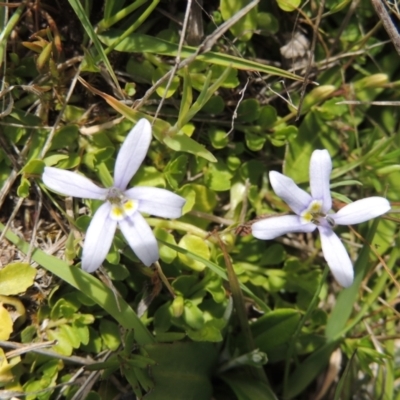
[69,350,113,400]
[226,78,250,136]
[371,0,400,56]
[134,0,260,112]
[296,0,326,120]
[153,0,193,122]
[0,197,24,245]
[0,340,93,365]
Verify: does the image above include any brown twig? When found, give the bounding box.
[134,0,260,112]
[296,0,326,120]
[371,0,400,56]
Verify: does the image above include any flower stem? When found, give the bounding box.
[153,261,175,298]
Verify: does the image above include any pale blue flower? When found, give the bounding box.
[252,149,390,287]
[43,119,186,273]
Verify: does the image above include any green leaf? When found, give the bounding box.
[187,322,223,342]
[178,235,210,272]
[260,244,286,265]
[72,320,90,346]
[152,66,180,98]
[285,340,339,399]
[21,159,45,175]
[50,297,79,319]
[240,160,265,184]
[143,342,218,400]
[204,160,233,191]
[98,31,304,82]
[153,228,177,264]
[0,262,36,295]
[100,319,121,351]
[220,371,278,400]
[209,128,229,149]
[257,12,279,35]
[183,300,205,330]
[17,176,30,197]
[276,0,301,12]
[49,125,80,151]
[202,96,225,115]
[59,323,81,349]
[220,0,258,41]
[245,131,266,151]
[163,134,216,162]
[126,57,155,84]
[154,302,172,333]
[237,99,260,122]
[178,67,233,128]
[47,328,74,355]
[164,155,188,189]
[325,220,381,340]
[251,309,301,352]
[205,273,226,303]
[258,105,277,128]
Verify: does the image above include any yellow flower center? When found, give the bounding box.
[300,199,335,227]
[110,199,138,221]
[106,188,138,221]
[301,200,324,224]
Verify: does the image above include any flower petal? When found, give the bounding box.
[318,226,353,287]
[252,215,316,240]
[82,202,117,273]
[119,212,159,266]
[43,167,107,200]
[269,171,312,215]
[309,149,332,212]
[125,187,186,219]
[332,197,390,225]
[114,119,152,190]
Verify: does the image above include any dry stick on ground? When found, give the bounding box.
[152,0,193,122]
[0,197,24,246]
[0,340,93,365]
[295,0,326,121]
[134,0,260,113]
[70,351,114,400]
[371,0,400,56]
[226,78,250,137]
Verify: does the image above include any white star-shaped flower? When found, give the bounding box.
[43,119,186,273]
[252,149,390,287]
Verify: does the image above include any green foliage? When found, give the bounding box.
[2,0,400,398]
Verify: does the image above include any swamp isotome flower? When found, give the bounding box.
[42,119,186,273]
[251,149,390,287]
